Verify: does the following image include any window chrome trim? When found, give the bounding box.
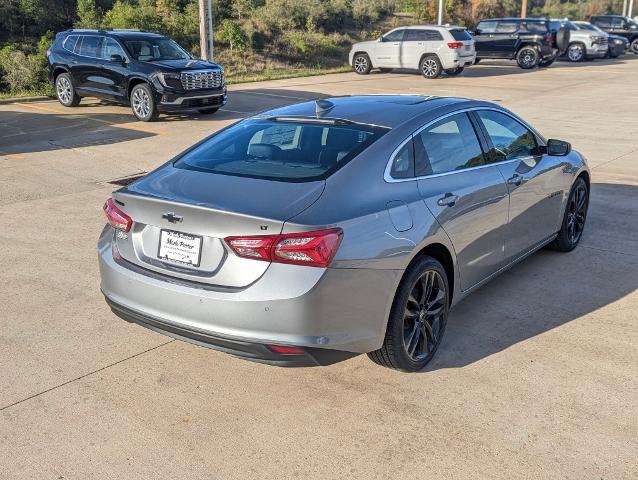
[383,106,545,184]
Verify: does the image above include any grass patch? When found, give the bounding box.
[0,84,54,100]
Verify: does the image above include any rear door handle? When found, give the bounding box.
[507,174,524,186]
[437,193,458,207]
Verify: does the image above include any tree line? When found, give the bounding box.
[0,0,627,95]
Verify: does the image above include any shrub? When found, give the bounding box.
[75,0,102,29]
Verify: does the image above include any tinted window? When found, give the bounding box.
[383,29,405,42]
[101,38,126,59]
[125,38,190,61]
[523,21,548,33]
[414,113,485,176]
[477,110,537,161]
[450,29,472,41]
[404,29,443,41]
[477,21,497,33]
[174,119,388,181]
[593,17,611,28]
[62,35,79,53]
[78,35,103,58]
[496,21,519,33]
[611,17,625,28]
[389,141,414,179]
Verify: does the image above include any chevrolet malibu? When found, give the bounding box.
[99,95,590,372]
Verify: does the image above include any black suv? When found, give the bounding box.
[472,17,567,68]
[47,29,227,121]
[590,15,638,54]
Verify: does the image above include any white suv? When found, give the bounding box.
[349,25,476,79]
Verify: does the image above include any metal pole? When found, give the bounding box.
[437,0,443,25]
[198,0,208,60]
[207,0,214,61]
[521,0,528,19]
[623,0,628,16]
[629,0,634,18]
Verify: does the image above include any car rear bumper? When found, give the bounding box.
[98,227,400,364]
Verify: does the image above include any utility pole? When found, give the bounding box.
[198,0,209,60]
[630,0,635,18]
[623,0,628,16]
[437,0,443,25]
[207,0,214,61]
[521,0,528,19]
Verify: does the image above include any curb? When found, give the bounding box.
[0,95,54,105]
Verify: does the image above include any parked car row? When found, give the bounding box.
[349,14,637,78]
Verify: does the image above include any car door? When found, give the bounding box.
[414,112,509,291]
[473,20,498,56]
[400,29,441,68]
[372,29,404,67]
[98,37,128,102]
[492,20,520,57]
[472,109,566,264]
[74,35,108,97]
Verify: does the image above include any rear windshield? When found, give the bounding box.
[173,119,388,182]
[450,29,472,41]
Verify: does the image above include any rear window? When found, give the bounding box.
[404,29,443,41]
[496,21,519,33]
[62,35,79,53]
[78,35,103,58]
[477,21,497,33]
[173,119,388,182]
[450,29,472,41]
[523,21,549,33]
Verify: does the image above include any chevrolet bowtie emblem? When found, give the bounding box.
[162,212,183,224]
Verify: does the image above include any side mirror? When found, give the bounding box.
[545,139,571,156]
[473,29,481,35]
[378,36,385,42]
[109,54,125,63]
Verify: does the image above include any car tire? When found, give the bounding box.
[130,83,159,122]
[567,42,586,62]
[420,55,442,79]
[352,53,372,75]
[548,177,589,252]
[631,38,638,54]
[538,57,556,68]
[198,107,219,115]
[516,46,539,69]
[444,67,464,76]
[367,255,449,372]
[55,73,80,107]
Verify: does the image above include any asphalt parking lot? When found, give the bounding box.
[1,58,637,479]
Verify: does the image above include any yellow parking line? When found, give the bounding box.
[16,101,167,136]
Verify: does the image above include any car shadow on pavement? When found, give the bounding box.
[425,182,638,371]
[0,110,158,155]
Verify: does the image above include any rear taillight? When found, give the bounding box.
[447,42,463,49]
[103,198,132,232]
[225,228,343,268]
[268,345,305,355]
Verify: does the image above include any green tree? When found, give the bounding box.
[75,0,101,28]
[217,19,248,52]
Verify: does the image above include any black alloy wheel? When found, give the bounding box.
[549,177,589,252]
[368,256,449,372]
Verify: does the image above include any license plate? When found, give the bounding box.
[158,230,202,267]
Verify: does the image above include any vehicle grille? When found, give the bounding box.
[180,70,223,90]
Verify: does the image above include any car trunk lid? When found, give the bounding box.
[111,165,325,288]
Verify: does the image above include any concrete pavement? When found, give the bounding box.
[1,57,637,479]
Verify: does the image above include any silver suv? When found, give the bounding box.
[551,19,608,61]
[349,25,476,79]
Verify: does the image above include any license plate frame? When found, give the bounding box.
[157,229,203,268]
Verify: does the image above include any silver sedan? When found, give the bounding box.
[98,95,590,371]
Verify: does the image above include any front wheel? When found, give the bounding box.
[444,67,464,76]
[420,55,442,79]
[548,177,589,252]
[517,47,539,69]
[352,53,372,75]
[55,73,80,107]
[367,256,449,372]
[130,83,159,122]
[631,38,638,54]
[567,42,586,62]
